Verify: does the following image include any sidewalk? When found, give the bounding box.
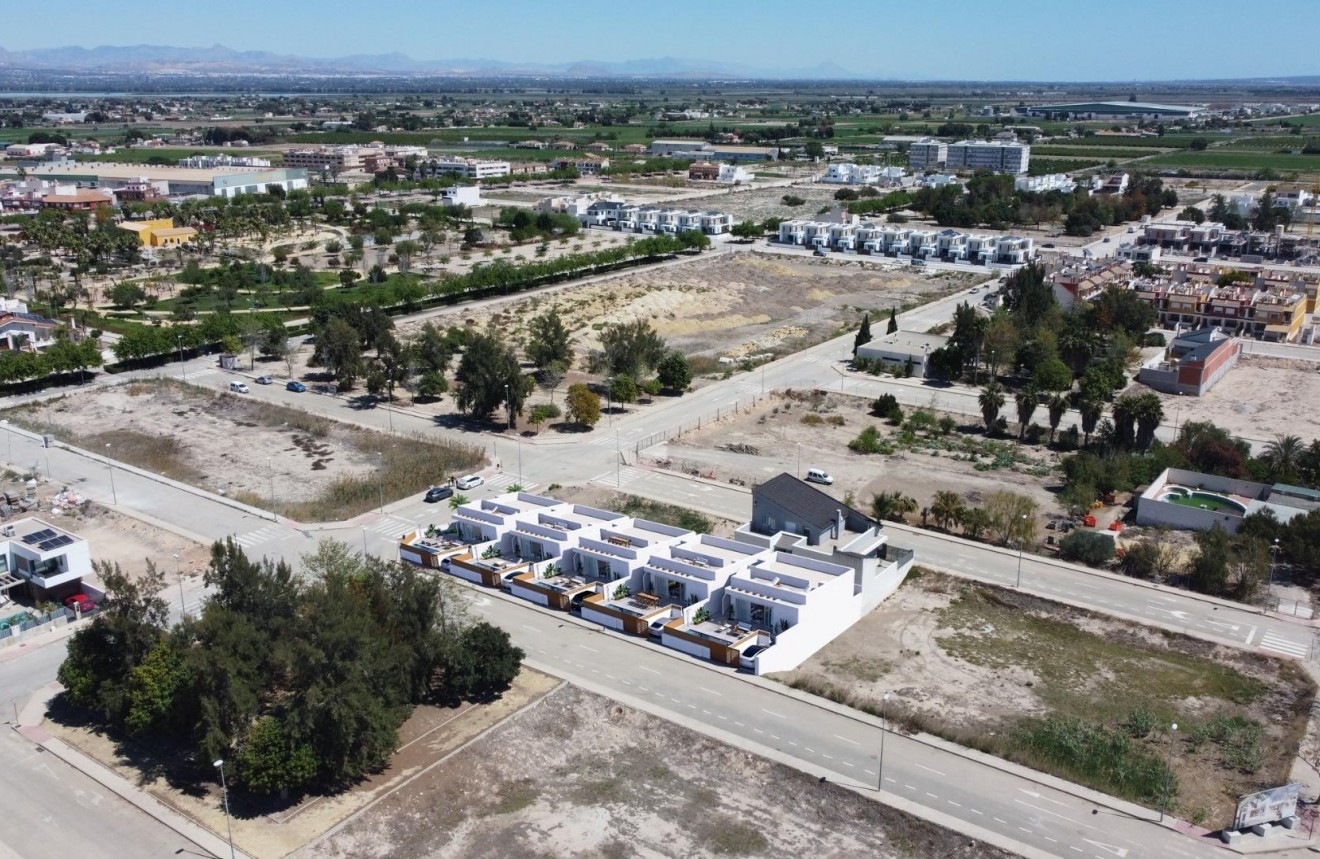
[11,683,250,859]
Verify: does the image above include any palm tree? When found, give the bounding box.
[1057,317,1097,376]
[979,381,1005,431]
[1132,393,1165,451]
[1263,434,1304,482]
[1111,395,1139,450]
[1075,394,1103,447]
[871,491,918,523]
[930,491,965,531]
[1015,386,1039,439]
[1047,394,1069,443]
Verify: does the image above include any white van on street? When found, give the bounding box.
[805,468,833,485]
[229,381,250,394]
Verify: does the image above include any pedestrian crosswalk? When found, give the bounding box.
[585,435,622,448]
[485,474,538,491]
[181,368,218,381]
[1258,632,1309,659]
[233,524,286,549]
[363,516,414,538]
[591,465,652,487]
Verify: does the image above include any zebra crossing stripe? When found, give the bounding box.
[1259,633,1308,658]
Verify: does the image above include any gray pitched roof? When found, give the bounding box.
[754,473,867,531]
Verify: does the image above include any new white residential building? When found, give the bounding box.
[1015,173,1076,193]
[0,518,93,599]
[907,138,947,170]
[406,482,915,675]
[822,163,904,185]
[946,140,1030,174]
[777,215,1034,264]
[580,200,733,234]
[428,157,511,180]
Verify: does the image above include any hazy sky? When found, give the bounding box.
[6,0,1318,80]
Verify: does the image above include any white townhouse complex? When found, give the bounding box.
[822,163,906,185]
[399,478,915,675]
[776,215,1035,264]
[576,198,734,235]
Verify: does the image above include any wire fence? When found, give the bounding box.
[630,394,770,456]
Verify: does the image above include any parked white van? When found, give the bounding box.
[229,381,250,394]
[805,468,833,485]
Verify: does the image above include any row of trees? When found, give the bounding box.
[0,337,102,384]
[58,540,524,797]
[870,487,1040,547]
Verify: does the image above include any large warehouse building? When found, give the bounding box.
[1022,102,1205,120]
[4,161,308,198]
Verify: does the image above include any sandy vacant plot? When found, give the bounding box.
[1151,356,1320,445]
[710,185,853,224]
[300,682,1009,859]
[651,391,1063,519]
[778,571,1313,829]
[6,381,482,520]
[400,253,982,363]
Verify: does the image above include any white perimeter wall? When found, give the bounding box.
[581,604,624,631]
[510,582,550,606]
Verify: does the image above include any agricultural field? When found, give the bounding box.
[1147,150,1320,174]
[397,253,984,366]
[2,380,483,522]
[300,682,1009,859]
[778,571,1315,829]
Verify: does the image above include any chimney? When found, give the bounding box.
[835,508,845,538]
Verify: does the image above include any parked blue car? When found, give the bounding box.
[286,381,307,392]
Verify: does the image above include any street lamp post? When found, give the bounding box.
[176,334,185,379]
[1268,538,1281,612]
[1015,514,1027,589]
[504,383,512,431]
[1160,723,1179,822]
[0,420,10,465]
[796,443,802,479]
[213,759,237,859]
[878,692,891,791]
[361,527,369,556]
[173,553,185,618]
[267,456,275,516]
[615,429,621,488]
[105,443,118,505]
[375,452,384,513]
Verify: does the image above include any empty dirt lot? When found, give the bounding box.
[778,571,1314,829]
[650,390,1063,519]
[4,380,482,521]
[399,253,984,364]
[299,682,1009,859]
[1150,355,1320,446]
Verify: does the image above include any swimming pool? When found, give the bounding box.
[1159,485,1247,515]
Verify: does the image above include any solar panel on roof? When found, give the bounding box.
[37,535,74,551]
[21,529,56,545]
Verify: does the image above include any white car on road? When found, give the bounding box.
[455,475,485,490]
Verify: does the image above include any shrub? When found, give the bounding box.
[1058,530,1116,567]
[800,413,823,427]
[849,426,892,455]
[870,394,898,417]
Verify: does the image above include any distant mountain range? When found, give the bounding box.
[0,43,857,80]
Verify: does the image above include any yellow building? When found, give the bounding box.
[117,218,197,248]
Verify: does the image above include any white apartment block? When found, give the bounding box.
[428,158,511,180]
[180,154,272,169]
[823,163,905,185]
[402,481,914,675]
[946,140,1030,174]
[907,138,947,170]
[1015,173,1075,193]
[283,146,362,173]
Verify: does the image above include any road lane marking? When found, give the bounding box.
[1044,836,1057,843]
[947,800,961,807]
[639,666,661,675]
[821,754,833,760]
[994,818,1007,824]
[522,624,541,633]
[761,708,787,718]
[842,761,855,768]
[700,687,722,697]
[1014,799,1092,828]
[578,644,598,652]
[914,763,945,776]
[1019,827,1032,834]
[925,792,937,798]
[833,734,861,746]
[905,785,916,791]
[969,808,983,815]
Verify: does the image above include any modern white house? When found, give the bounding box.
[855,330,951,377]
[439,185,482,208]
[410,483,915,675]
[1015,173,1076,193]
[0,518,92,601]
[822,163,905,185]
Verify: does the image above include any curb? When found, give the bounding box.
[443,567,1202,841]
[11,684,249,859]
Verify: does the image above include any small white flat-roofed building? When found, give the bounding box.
[439,185,482,208]
[211,168,308,198]
[0,518,92,599]
[856,330,951,377]
[1015,173,1076,193]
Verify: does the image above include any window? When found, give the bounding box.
[667,580,684,603]
[596,558,610,580]
[750,604,769,627]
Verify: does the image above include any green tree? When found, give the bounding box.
[448,622,525,698]
[984,490,1039,546]
[565,383,602,428]
[959,507,991,540]
[312,317,363,384]
[417,369,448,400]
[853,313,873,356]
[870,491,918,523]
[525,307,573,370]
[454,332,527,421]
[108,281,147,309]
[886,307,899,334]
[730,220,762,239]
[124,638,190,736]
[1047,393,1070,443]
[1262,434,1304,483]
[234,714,318,796]
[598,320,666,379]
[610,374,638,405]
[1059,531,1116,566]
[1190,524,1231,595]
[1032,358,1073,394]
[528,403,561,433]
[656,351,692,393]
